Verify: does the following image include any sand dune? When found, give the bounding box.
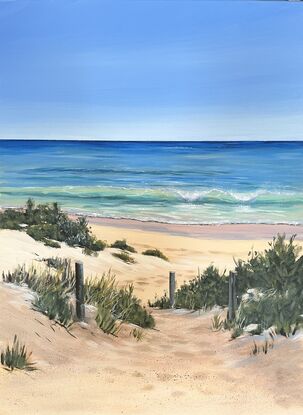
[1,223,303,414]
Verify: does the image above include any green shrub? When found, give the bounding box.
[127,305,155,328]
[0,209,25,230]
[112,251,135,264]
[27,223,60,242]
[85,237,107,252]
[1,335,36,371]
[111,239,136,253]
[0,199,106,254]
[175,266,228,310]
[235,234,303,297]
[142,249,168,261]
[236,288,303,337]
[234,235,303,337]
[148,292,171,309]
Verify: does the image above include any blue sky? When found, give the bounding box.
[0,0,302,141]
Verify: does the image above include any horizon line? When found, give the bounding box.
[1,138,303,143]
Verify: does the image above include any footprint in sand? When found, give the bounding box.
[141,384,154,391]
[171,391,186,398]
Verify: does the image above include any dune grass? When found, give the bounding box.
[112,251,135,264]
[3,262,155,334]
[142,248,168,261]
[111,239,136,253]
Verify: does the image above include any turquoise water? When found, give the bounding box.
[0,140,303,224]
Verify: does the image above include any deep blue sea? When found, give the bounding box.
[0,140,303,224]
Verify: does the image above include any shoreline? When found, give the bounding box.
[2,205,303,239]
[85,216,303,240]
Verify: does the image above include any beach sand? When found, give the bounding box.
[0,220,303,414]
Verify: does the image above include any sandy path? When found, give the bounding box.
[1,224,303,414]
[0,284,303,415]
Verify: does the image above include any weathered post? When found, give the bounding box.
[228,271,236,321]
[75,261,85,321]
[232,273,237,313]
[169,271,176,308]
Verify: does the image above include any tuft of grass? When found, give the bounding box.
[231,326,244,340]
[85,275,155,331]
[251,338,274,356]
[1,335,36,371]
[131,328,145,342]
[32,283,74,328]
[142,249,168,261]
[111,239,136,253]
[112,251,135,264]
[95,305,120,336]
[43,238,61,248]
[115,285,155,329]
[211,313,224,331]
[82,247,99,256]
[3,264,74,329]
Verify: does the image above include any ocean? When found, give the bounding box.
[0,140,302,225]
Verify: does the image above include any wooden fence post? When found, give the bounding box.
[75,261,85,321]
[169,271,176,308]
[228,271,237,321]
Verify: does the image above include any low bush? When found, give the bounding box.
[142,249,168,261]
[148,292,171,309]
[236,288,303,337]
[0,199,106,255]
[234,235,303,337]
[0,208,25,230]
[234,234,303,297]
[112,251,135,264]
[175,266,228,310]
[1,335,36,371]
[111,239,136,253]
